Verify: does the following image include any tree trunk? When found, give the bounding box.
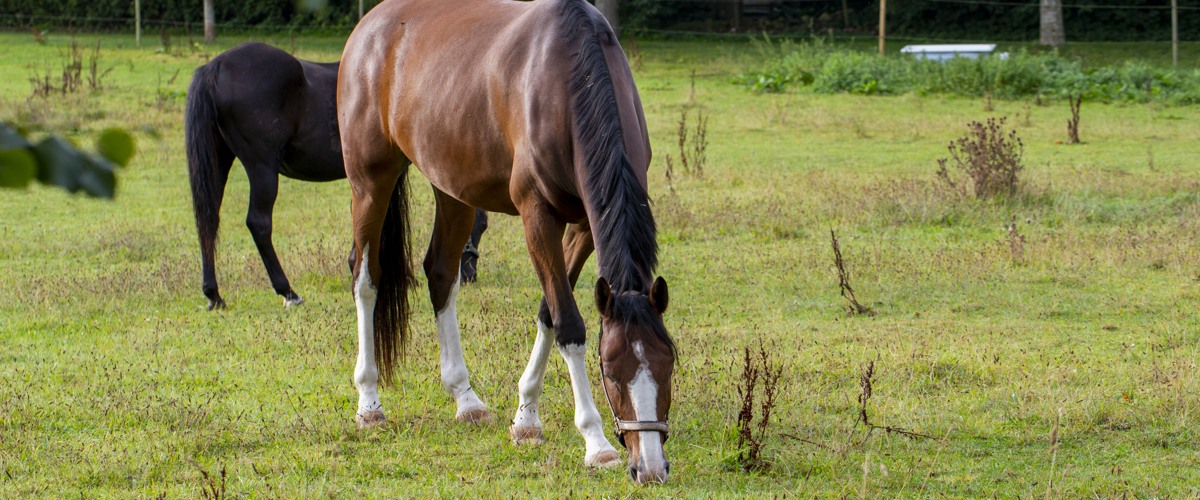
[1172,0,1179,66]
[1039,0,1065,47]
[204,0,215,43]
[595,0,619,37]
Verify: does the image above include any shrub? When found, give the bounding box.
[936,117,1024,200]
[736,43,1200,105]
[812,50,896,95]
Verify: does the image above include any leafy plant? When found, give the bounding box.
[736,45,1200,104]
[0,122,134,198]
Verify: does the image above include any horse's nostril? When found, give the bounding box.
[628,466,638,482]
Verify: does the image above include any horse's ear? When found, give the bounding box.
[595,277,613,315]
[650,276,669,314]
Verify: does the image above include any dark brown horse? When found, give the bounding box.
[339,0,675,484]
[185,43,488,310]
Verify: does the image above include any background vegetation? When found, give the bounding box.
[1,31,1199,496]
[736,37,1200,103]
[2,0,1199,40]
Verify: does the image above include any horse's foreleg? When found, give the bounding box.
[245,168,303,307]
[517,209,619,468]
[562,222,594,288]
[425,190,491,424]
[511,222,594,445]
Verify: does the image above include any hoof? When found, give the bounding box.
[456,407,493,425]
[207,297,226,311]
[356,410,386,429]
[585,450,621,469]
[509,426,545,445]
[284,294,305,307]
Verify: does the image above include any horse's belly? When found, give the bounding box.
[415,161,520,216]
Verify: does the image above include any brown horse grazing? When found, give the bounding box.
[186,43,489,310]
[338,0,675,484]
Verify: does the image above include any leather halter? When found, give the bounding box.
[599,359,670,442]
[597,296,670,444]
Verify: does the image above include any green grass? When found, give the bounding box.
[2,30,1200,496]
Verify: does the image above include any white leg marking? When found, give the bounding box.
[511,320,554,433]
[559,342,619,466]
[435,276,487,419]
[629,341,668,478]
[353,246,383,418]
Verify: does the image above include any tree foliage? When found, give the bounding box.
[0,122,134,199]
[0,0,1195,40]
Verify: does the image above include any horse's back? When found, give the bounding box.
[342,0,589,213]
[204,43,343,181]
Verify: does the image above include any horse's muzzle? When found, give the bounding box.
[630,459,670,485]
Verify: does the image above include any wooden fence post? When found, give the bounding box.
[878,0,887,55]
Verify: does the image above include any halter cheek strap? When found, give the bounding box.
[598,332,670,443]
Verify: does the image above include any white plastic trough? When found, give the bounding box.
[900,44,1006,62]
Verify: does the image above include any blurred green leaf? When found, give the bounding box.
[1,122,31,149]
[96,128,135,167]
[78,152,118,198]
[3,122,127,199]
[33,135,86,194]
[0,148,38,188]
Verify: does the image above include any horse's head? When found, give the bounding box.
[595,276,674,485]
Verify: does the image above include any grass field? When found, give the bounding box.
[2,29,1199,497]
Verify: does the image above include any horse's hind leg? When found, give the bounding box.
[244,166,304,306]
[510,222,593,446]
[197,148,234,311]
[425,190,492,424]
[347,158,405,428]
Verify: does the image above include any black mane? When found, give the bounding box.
[609,293,676,356]
[561,0,659,294]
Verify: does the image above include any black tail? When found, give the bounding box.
[185,63,231,272]
[373,171,416,387]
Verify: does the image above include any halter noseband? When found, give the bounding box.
[598,364,670,442]
[597,294,670,444]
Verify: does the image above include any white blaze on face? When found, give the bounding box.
[628,341,667,474]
